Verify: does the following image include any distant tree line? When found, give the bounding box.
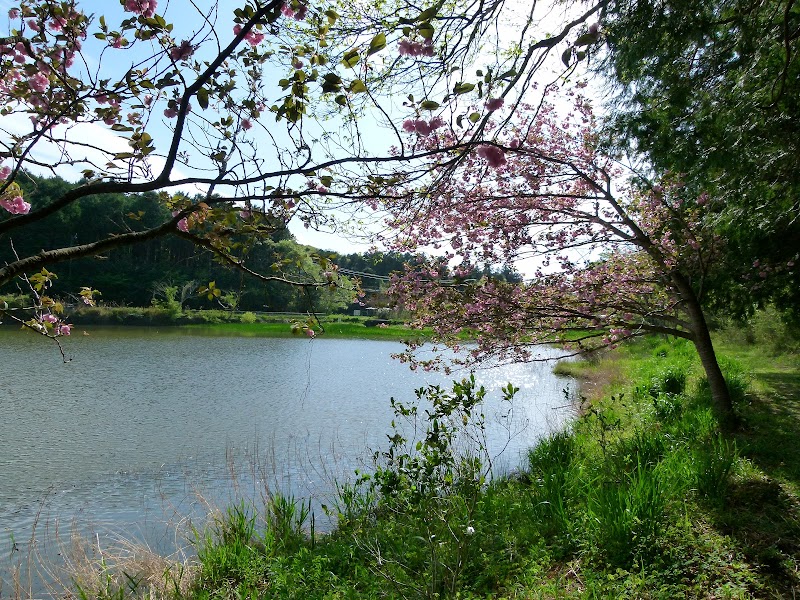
[3,175,522,314]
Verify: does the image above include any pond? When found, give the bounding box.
[0,326,575,589]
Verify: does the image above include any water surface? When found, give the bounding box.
[0,326,575,586]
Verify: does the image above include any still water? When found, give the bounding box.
[0,327,574,583]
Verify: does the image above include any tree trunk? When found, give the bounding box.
[674,274,738,431]
[691,318,737,432]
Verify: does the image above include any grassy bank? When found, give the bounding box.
[56,336,800,598]
[63,306,424,341]
[183,320,424,341]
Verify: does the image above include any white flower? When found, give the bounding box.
[465,526,475,536]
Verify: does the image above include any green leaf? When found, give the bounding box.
[417,22,434,40]
[418,5,440,21]
[468,112,480,123]
[324,9,339,24]
[575,32,599,46]
[420,100,440,110]
[368,32,386,55]
[342,49,360,68]
[561,47,572,67]
[321,73,342,93]
[453,82,475,95]
[197,87,209,109]
[111,124,134,132]
[497,69,517,81]
[349,79,367,93]
[335,94,347,106]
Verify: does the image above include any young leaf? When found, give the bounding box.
[342,49,360,68]
[197,87,209,110]
[368,33,387,55]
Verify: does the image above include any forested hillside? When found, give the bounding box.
[3,174,437,313]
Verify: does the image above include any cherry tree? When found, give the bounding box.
[0,0,606,341]
[383,92,737,430]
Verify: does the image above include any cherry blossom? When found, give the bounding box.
[383,94,725,402]
[172,211,189,232]
[485,97,504,111]
[281,1,308,21]
[123,0,157,18]
[0,196,31,214]
[233,24,265,46]
[169,40,193,62]
[476,145,506,168]
[398,38,434,57]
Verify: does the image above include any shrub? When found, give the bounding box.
[240,311,258,324]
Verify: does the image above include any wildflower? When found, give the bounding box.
[465,526,475,536]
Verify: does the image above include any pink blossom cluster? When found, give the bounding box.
[172,211,189,232]
[0,196,31,214]
[1,41,30,66]
[281,1,308,21]
[32,313,70,336]
[402,116,445,136]
[485,97,504,111]
[398,38,434,57]
[233,24,265,46]
[169,40,193,62]
[95,94,123,125]
[476,145,506,168]
[123,0,158,18]
[164,102,190,118]
[29,71,50,93]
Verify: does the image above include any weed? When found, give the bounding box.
[693,435,738,501]
[586,459,666,567]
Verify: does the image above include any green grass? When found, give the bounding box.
[63,333,800,599]
[67,306,429,341]
[180,320,428,341]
